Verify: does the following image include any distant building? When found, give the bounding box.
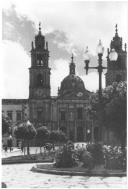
[2,24,127,146]
[106,24,127,85]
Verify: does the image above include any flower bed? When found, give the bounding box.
[103,146,126,170]
[54,141,126,171]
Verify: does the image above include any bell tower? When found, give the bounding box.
[29,23,51,126]
[106,25,127,86]
[29,23,51,99]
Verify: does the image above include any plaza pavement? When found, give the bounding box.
[2,147,41,158]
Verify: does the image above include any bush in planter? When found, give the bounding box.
[73,145,94,170]
[54,141,77,168]
[86,143,104,166]
[103,145,126,170]
[80,150,94,170]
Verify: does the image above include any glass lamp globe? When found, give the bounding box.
[87,129,91,134]
[84,46,90,61]
[97,40,104,55]
[109,48,118,61]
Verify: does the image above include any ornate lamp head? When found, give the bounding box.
[84,46,90,74]
[109,48,118,61]
[97,40,104,56]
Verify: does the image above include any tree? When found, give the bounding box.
[89,81,127,147]
[104,82,126,147]
[2,114,11,135]
[49,130,67,149]
[36,126,50,153]
[14,120,37,155]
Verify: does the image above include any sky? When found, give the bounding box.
[2,0,128,98]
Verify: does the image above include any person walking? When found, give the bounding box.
[4,144,8,152]
[21,142,24,153]
[7,135,13,152]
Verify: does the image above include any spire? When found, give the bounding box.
[115,24,118,36]
[46,41,48,50]
[71,53,74,63]
[39,22,42,35]
[124,43,127,52]
[69,53,75,75]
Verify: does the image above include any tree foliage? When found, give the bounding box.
[49,130,67,144]
[36,126,50,146]
[89,81,127,146]
[2,114,11,135]
[14,121,37,140]
[14,120,37,155]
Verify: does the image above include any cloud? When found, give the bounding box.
[2,40,30,98]
[2,5,36,54]
[81,72,105,92]
[3,1,128,52]
[51,59,69,96]
[2,6,74,60]
[2,1,127,98]
[2,40,70,98]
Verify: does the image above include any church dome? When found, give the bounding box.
[58,55,89,99]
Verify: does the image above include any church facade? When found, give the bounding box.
[2,24,127,145]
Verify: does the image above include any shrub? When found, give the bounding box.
[14,120,37,155]
[2,114,12,135]
[54,141,77,168]
[36,126,49,147]
[86,143,104,165]
[103,145,126,170]
[50,130,67,145]
[81,150,94,170]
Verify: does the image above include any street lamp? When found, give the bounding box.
[84,41,119,142]
[109,48,118,61]
[84,40,107,142]
[84,46,90,74]
[84,40,107,102]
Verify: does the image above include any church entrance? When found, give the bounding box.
[77,127,84,142]
[94,127,99,142]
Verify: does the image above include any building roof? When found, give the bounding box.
[58,55,90,99]
[2,99,28,105]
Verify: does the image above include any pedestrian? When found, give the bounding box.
[4,145,8,152]
[21,142,24,153]
[7,135,13,152]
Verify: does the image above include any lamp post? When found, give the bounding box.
[84,40,118,142]
[109,48,118,61]
[84,40,107,102]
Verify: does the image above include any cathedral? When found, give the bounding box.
[2,24,127,145]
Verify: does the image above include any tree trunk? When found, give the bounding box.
[22,140,25,156]
[27,140,30,155]
[40,146,42,154]
[53,143,55,150]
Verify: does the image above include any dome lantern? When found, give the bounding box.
[69,53,76,75]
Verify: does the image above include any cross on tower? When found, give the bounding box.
[71,53,74,63]
[39,22,41,34]
[115,24,118,36]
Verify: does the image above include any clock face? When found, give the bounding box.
[76,92,83,97]
[35,89,44,97]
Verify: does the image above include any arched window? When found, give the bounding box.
[77,108,83,120]
[77,127,84,142]
[60,111,66,121]
[37,74,43,87]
